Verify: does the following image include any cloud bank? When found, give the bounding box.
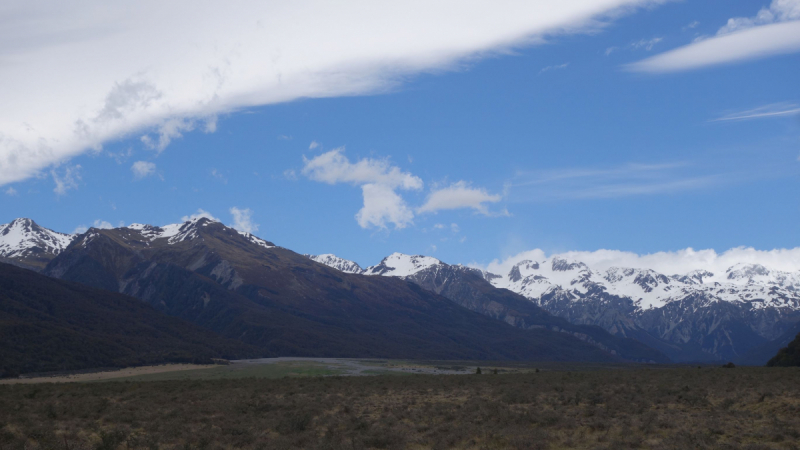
[0,0,666,187]
[482,247,800,277]
[630,0,800,72]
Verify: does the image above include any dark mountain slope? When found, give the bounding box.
[44,220,626,362]
[0,263,258,377]
[401,264,669,363]
[766,330,800,367]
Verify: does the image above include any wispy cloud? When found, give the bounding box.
[230,207,259,233]
[605,36,663,56]
[629,37,663,51]
[508,162,724,201]
[4,187,17,196]
[629,0,800,73]
[51,165,82,196]
[538,63,569,75]
[683,21,700,31]
[710,103,800,122]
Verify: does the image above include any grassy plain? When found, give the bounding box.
[0,365,798,450]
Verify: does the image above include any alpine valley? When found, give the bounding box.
[0,218,670,376]
[1,216,796,375]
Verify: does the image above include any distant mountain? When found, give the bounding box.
[0,262,257,377]
[487,256,800,363]
[40,218,626,363]
[308,251,800,363]
[310,252,668,363]
[0,218,75,270]
[767,332,800,367]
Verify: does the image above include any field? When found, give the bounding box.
[1,363,798,450]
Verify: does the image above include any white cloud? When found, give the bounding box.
[4,187,17,196]
[302,148,422,230]
[0,0,668,186]
[538,62,570,74]
[356,183,415,229]
[418,181,502,214]
[309,141,320,150]
[92,220,113,229]
[630,0,800,72]
[482,247,800,278]
[131,160,157,179]
[181,209,219,222]
[51,164,82,196]
[451,223,460,233]
[710,103,800,122]
[302,148,423,190]
[230,207,259,233]
[73,225,88,234]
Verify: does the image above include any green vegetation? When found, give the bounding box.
[1,367,798,449]
[767,333,800,367]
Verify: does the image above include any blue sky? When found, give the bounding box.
[1,0,798,267]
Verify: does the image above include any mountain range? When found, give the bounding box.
[308,252,800,364]
[2,216,795,372]
[0,218,667,376]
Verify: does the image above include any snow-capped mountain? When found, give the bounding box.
[490,257,800,312]
[0,217,275,271]
[311,251,800,363]
[364,253,442,276]
[0,218,75,269]
[306,254,364,274]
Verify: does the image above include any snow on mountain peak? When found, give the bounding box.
[364,252,442,277]
[0,218,75,260]
[307,254,364,274]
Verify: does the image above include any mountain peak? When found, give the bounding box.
[306,254,364,274]
[364,253,442,277]
[0,218,75,269]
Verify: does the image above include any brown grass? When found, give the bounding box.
[0,367,798,449]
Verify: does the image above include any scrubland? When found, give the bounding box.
[1,367,798,450]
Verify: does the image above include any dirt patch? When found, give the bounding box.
[0,364,218,384]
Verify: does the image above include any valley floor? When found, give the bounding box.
[1,365,798,449]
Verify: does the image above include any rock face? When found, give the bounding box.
[0,218,75,270]
[39,218,628,362]
[310,252,800,364]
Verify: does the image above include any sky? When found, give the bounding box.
[1,0,799,269]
